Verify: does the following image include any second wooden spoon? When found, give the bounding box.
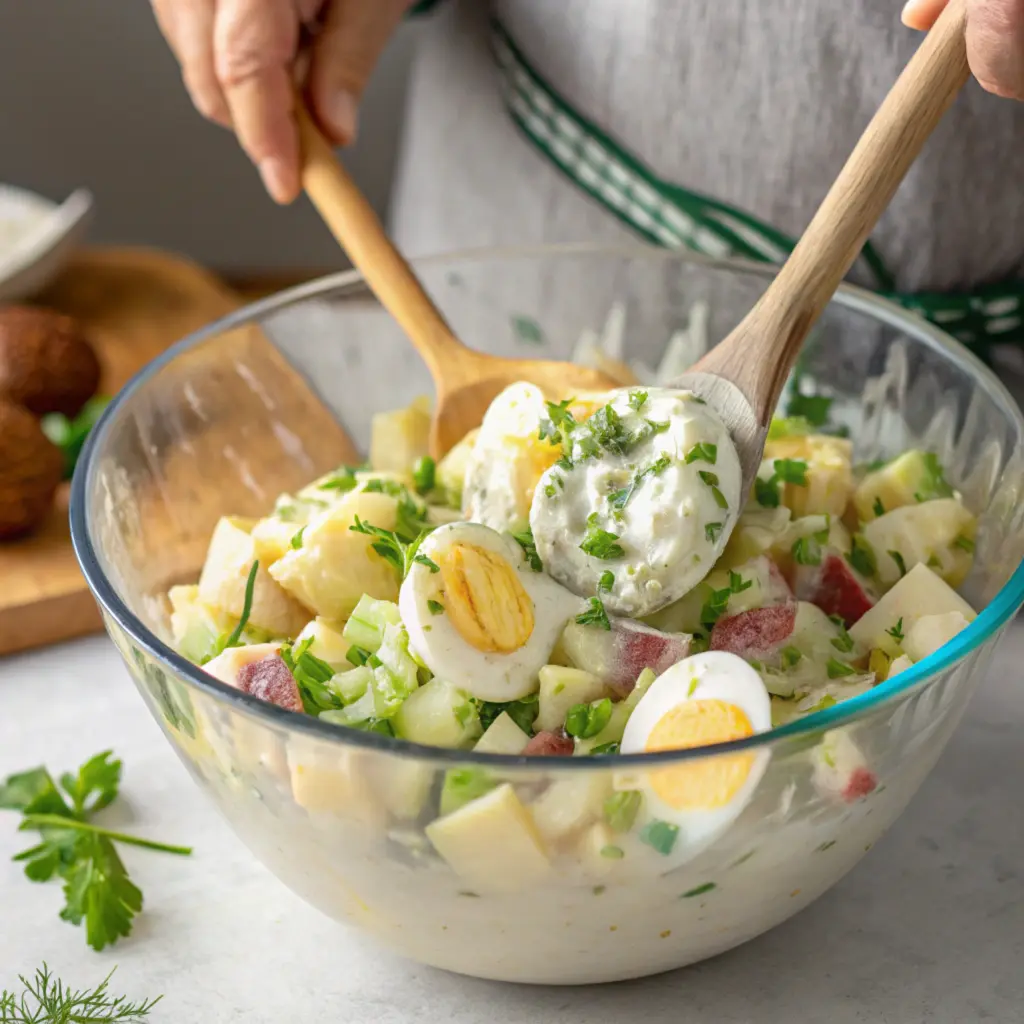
[675,0,970,491]
[295,105,617,459]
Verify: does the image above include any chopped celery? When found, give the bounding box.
[331,665,373,703]
[342,595,402,653]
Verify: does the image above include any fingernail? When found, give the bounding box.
[259,157,292,204]
[901,0,923,26]
[326,90,359,144]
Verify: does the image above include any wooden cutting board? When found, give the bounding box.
[0,248,247,657]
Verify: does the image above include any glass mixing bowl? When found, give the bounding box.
[71,245,1024,985]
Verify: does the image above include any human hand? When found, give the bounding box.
[151,0,413,203]
[903,0,1024,99]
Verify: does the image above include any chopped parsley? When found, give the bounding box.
[597,570,615,593]
[476,693,539,734]
[873,496,886,518]
[830,619,855,653]
[576,596,612,631]
[639,820,679,855]
[538,398,577,451]
[511,526,543,571]
[780,645,803,668]
[700,571,753,629]
[886,618,905,643]
[412,455,436,495]
[346,645,372,667]
[792,519,830,566]
[685,442,718,465]
[681,882,717,898]
[954,535,975,553]
[787,391,833,427]
[888,549,908,578]
[608,454,671,511]
[698,470,729,509]
[204,560,259,662]
[349,517,436,578]
[916,452,955,501]
[281,638,342,714]
[628,390,649,411]
[603,790,642,833]
[755,458,809,508]
[565,698,613,739]
[705,521,724,543]
[846,534,877,578]
[580,514,625,559]
[289,527,306,550]
[317,466,359,492]
[826,657,855,679]
[427,599,445,615]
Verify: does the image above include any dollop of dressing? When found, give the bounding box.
[529,386,742,617]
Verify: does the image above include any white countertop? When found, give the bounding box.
[1,628,1022,1023]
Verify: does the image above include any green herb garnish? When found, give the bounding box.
[639,820,679,855]
[576,596,611,630]
[685,442,718,465]
[281,638,342,713]
[603,790,642,833]
[412,455,436,495]
[886,618,905,643]
[830,619,855,653]
[826,657,855,679]
[804,694,838,714]
[873,496,886,518]
[0,754,191,952]
[954,535,975,553]
[699,571,752,630]
[290,527,306,550]
[0,964,160,1023]
[580,514,625,559]
[755,458,809,508]
[317,466,359,492]
[597,570,615,593]
[681,882,717,898]
[565,698,613,739]
[888,549,908,578]
[590,742,620,756]
[705,521,724,544]
[780,645,803,668]
[427,599,445,615]
[792,519,830,566]
[476,693,539,735]
[847,534,877,578]
[600,844,625,859]
[608,454,671,512]
[511,526,543,572]
[628,390,649,411]
[787,391,833,426]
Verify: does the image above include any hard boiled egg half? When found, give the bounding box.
[615,651,772,870]
[400,522,582,701]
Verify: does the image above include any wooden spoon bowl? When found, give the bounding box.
[296,104,617,458]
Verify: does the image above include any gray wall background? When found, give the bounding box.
[0,1,417,273]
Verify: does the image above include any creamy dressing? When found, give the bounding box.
[530,387,743,617]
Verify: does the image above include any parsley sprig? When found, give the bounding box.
[0,964,160,1023]
[576,596,611,630]
[755,458,809,508]
[792,519,830,566]
[608,455,671,512]
[349,486,438,578]
[580,513,625,559]
[0,753,191,951]
[700,571,753,629]
[511,526,543,572]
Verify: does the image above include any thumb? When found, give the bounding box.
[308,0,413,145]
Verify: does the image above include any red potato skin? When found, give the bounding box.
[608,621,691,696]
[523,731,574,756]
[842,767,878,802]
[710,603,797,659]
[236,654,303,713]
[801,554,875,627]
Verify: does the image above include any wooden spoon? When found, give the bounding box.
[294,105,618,459]
[675,0,970,491]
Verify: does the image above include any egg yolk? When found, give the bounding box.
[644,700,756,810]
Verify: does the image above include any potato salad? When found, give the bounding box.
[171,384,979,799]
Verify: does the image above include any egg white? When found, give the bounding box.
[614,651,772,871]
[462,382,559,532]
[400,522,583,701]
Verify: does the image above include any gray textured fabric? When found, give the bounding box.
[391,0,1024,294]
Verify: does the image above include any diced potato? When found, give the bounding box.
[425,783,551,892]
[269,490,400,622]
[169,585,238,664]
[537,665,607,733]
[811,729,877,803]
[369,397,431,475]
[436,428,479,509]
[202,641,282,686]
[198,517,310,637]
[529,774,612,846]
[853,450,954,522]
[762,434,854,517]
[576,822,621,879]
[888,654,914,677]
[902,611,971,662]
[720,506,791,569]
[295,618,350,668]
[371,760,434,821]
[392,678,481,749]
[287,741,386,830]
[848,563,976,657]
[251,516,305,568]
[474,712,531,755]
[862,498,976,590]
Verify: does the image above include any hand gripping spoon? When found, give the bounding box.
[294,104,618,459]
[674,0,969,492]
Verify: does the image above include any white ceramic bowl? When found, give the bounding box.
[0,184,93,304]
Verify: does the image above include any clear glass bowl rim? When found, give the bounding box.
[70,242,1024,769]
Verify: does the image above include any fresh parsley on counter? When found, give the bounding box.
[0,752,191,951]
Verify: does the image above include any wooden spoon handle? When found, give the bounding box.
[294,101,467,377]
[699,0,969,423]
